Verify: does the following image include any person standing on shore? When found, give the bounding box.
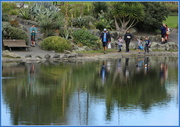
[30,25,37,46]
[165,24,170,41]
[137,37,144,54]
[160,24,167,43]
[144,37,151,54]
[124,31,133,52]
[117,36,123,52]
[100,28,111,54]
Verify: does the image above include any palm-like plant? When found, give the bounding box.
[111,2,145,32]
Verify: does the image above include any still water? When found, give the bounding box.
[1,56,178,126]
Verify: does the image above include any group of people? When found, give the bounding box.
[100,29,133,54]
[137,37,151,54]
[160,23,170,44]
[100,24,170,54]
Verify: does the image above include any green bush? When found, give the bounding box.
[2,13,10,22]
[19,8,31,20]
[72,29,98,48]
[72,17,88,28]
[2,25,29,44]
[40,36,72,52]
[9,9,19,15]
[2,2,17,15]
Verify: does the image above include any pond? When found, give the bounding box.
[1,56,178,126]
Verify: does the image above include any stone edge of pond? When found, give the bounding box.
[2,51,178,64]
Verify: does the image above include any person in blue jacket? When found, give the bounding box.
[160,24,167,43]
[144,37,151,53]
[100,28,111,54]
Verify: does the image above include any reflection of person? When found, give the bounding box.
[136,57,143,72]
[100,28,111,54]
[123,58,129,82]
[29,63,35,85]
[144,57,149,75]
[100,61,108,84]
[160,63,168,85]
[124,31,133,52]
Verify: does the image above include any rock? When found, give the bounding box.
[78,53,83,57]
[2,50,21,58]
[25,54,32,58]
[64,50,71,54]
[35,56,42,59]
[68,53,77,58]
[44,54,51,59]
[53,54,60,58]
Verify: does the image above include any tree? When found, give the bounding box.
[92,2,108,18]
[136,2,170,32]
[110,2,145,33]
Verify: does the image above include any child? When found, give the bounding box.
[144,37,151,53]
[31,30,36,47]
[117,36,123,52]
[137,38,144,54]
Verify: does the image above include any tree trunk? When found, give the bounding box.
[114,17,120,31]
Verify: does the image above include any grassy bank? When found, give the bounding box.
[164,16,178,28]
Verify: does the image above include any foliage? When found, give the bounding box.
[40,36,72,52]
[19,8,31,20]
[9,20,19,27]
[95,11,113,31]
[9,9,19,15]
[37,12,64,38]
[29,2,60,21]
[92,2,108,18]
[72,16,88,28]
[72,28,99,48]
[2,13,10,22]
[110,2,145,32]
[2,25,29,44]
[136,2,170,32]
[164,2,178,16]
[2,2,17,14]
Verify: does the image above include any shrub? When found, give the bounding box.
[2,2,17,14]
[2,25,29,44]
[72,29,98,48]
[72,17,88,28]
[2,13,10,22]
[19,8,30,20]
[9,9,19,15]
[40,36,72,52]
[9,20,19,27]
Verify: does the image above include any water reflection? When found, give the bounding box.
[2,57,178,125]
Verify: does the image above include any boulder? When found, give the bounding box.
[2,50,21,58]
[53,54,60,58]
[44,54,51,59]
[25,54,32,58]
[64,50,71,54]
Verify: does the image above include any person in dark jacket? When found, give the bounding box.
[100,28,111,54]
[124,31,133,52]
[160,24,167,43]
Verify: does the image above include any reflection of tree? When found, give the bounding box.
[2,57,178,125]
